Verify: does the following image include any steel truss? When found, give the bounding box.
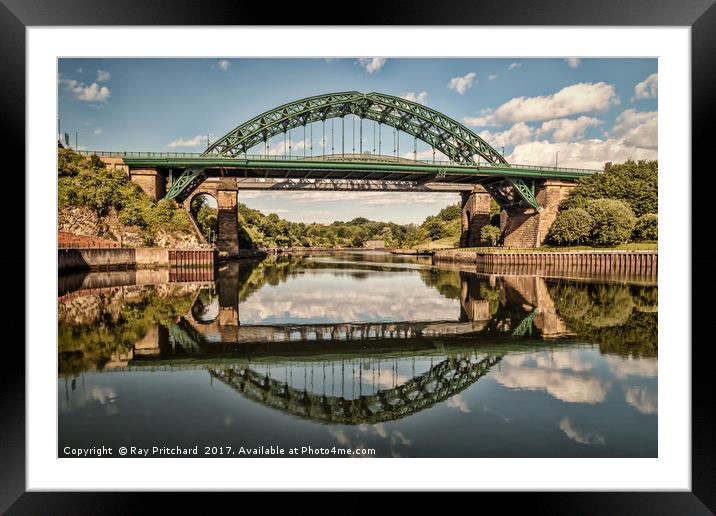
[201,92,541,210]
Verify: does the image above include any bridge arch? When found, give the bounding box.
[204,91,508,166]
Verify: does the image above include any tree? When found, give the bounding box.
[480,225,501,246]
[561,159,657,217]
[423,218,447,240]
[437,203,461,222]
[547,208,594,245]
[585,199,636,246]
[633,213,658,241]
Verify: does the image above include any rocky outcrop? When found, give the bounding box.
[58,206,203,249]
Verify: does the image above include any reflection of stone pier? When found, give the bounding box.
[499,275,574,338]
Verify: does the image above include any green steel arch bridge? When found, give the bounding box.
[84,91,602,251]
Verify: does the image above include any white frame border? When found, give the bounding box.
[27,26,689,491]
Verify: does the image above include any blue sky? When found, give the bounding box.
[58,58,657,224]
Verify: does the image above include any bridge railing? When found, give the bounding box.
[76,150,600,174]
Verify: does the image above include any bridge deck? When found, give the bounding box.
[81,151,599,180]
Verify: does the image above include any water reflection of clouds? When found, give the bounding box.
[492,349,658,420]
[493,351,611,404]
[446,394,471,413]
[61,385,119,416]
[329,423,412,458]
[603,355,657,379]
[241,274,458,324]
[624,386,658,415]
[559,417,606,446]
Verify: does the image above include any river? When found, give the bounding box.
[58,251,657,458]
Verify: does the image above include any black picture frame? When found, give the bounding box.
[3,0,713,512]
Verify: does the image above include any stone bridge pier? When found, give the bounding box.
[460,180,576,248]
[460,186,492,248]
[500,179,576,248]
[181,180,240,258]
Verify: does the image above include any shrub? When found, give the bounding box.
[547,208,594,245]
[633,213,657,241]
[480,225,501,246]
[585,199,636,246]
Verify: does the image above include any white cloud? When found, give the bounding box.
[93,128,103,135]
[508,138,657,170]
[448,72,477,95]
[488,74,498,80]
[507,62,522,70]
[631,73,658,101]
[536,116,603,142]
[357,57,386,73]
[400,148,449,161]
[565,57,581,69]
[603,356,658,380]
[463,82,620,127]
[611,109,658,149]
[559,417,605,445]
[59,78,111,103]
[167,134,206,148]
[96,69,111,82]
[446,394,471,413]
[493,354,611,404]
[401,91,428,105]
[264,137,309,156]
[624,386,658,415]
[477,122,534,149]
[217,59,231,71]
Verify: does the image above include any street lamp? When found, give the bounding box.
[555,151,559,168]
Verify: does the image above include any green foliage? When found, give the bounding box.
[547,208,594,245]
[190,196,218,242]
[633,213,658,241]
[489,198,501,217]
[585,199,636,246]
[235,200,462,249]
[437,203,461,221]
[58,147,89,177]
[561,159,657,217]
[548,280,657,357]
[89,154,105,170]
[480,225,501,246]
[58,148,193,239]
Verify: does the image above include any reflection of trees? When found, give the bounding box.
[418,268,462,300]
[551,282,634,328]
[58,286,196,375]
[548,280,657,357]
[191,287,218,322]
[480,283,500,315]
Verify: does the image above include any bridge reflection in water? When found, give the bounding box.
[209,353,501,425]
[58,253,657,427]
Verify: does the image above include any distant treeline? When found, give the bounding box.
[192,197,465,249]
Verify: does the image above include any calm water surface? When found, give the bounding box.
[58,251,657,457]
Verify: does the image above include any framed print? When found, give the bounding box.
[4,0,715,512]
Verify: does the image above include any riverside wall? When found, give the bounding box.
[433,249,657,277]
[59,247,215,272]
